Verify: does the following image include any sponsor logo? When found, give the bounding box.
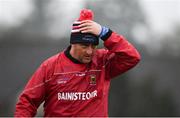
[75,73,86,77]
[58,90,97,101]
[56,77,69,84]
[82,35,95,42]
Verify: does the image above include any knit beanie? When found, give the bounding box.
[70,9,99,45]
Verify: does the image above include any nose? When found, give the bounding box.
[86,47,93,55]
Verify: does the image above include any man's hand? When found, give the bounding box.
[79,20,102,36]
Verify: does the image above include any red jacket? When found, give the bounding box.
[15,32,140,117]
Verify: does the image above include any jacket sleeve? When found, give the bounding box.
[102,30,141,79]
[14,62,47,117]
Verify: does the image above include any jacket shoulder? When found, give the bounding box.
[92,49,109,67]
[43,53,60,66]
[41,53,61,77]
[95,49,108,58]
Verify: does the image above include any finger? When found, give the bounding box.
[79,23,92,28]
[79,26,90,31]
[81,29,92,33]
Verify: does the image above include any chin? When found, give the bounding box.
[82,59,91,64]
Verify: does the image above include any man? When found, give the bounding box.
[15,9,141,117]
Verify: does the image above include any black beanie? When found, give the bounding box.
[70,9,99,45]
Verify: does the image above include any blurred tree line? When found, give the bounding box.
[0,0,180,116]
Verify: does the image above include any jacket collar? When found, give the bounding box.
[64,45,84,64]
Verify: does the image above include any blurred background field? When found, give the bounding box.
[0,0,180,116]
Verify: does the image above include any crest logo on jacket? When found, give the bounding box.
[89,75,96,85]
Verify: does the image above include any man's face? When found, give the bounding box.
[71,43,97,64]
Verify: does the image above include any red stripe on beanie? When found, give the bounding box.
[72,26,80,30]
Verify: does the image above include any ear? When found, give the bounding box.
[71,44,77,50]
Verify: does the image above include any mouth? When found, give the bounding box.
[84,55,92,60]
[84,56,91,59]
[82,55,92,63]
